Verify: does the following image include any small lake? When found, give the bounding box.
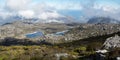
[26,31,44,38]
[55,30,69,36]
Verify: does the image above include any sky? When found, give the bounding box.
[0,0,120,23]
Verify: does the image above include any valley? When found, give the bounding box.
[0,21,120,60]
[0,0,120,60]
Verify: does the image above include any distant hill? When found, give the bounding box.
[87,17,120,24]
[64,24,120,41]
[0,10,75,25]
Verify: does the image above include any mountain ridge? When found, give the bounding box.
[87,17,120,24]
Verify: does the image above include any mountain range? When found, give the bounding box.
[87,17,120,24]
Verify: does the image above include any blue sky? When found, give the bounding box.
[0,0,118,10]
[0,0,120,10]
[0,0,120,23]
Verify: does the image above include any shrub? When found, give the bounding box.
[86,42,102,51]
[74,46,86,53]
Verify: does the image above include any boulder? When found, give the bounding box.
[103,35,120,49]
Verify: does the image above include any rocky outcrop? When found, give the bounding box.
[103,35,120,49]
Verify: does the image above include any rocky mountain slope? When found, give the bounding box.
[64,24,120,41]
[0,21,120,44]
[87,17,120,24]
[0,21,76,39]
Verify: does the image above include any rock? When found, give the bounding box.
[96,50,108,53]
[103,35,120,49]
[55,53,68,60]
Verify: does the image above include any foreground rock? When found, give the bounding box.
[103,35,120,49]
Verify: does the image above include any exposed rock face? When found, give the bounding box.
[103,35,120,49]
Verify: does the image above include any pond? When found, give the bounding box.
[55,30,69,36]
[26,31,44,38]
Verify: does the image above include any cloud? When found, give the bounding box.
[93,3,120,13]
[0,0,120,23]
[80,0,120,22]
[18,10,35,19]
[48,3,82,10]
[38,11,63,20]
[6,0,31,11]
[0,11,13,19]
[4,0,64,20]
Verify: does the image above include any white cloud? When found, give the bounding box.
[18,10,35,19]
[31,3,50,14]
[38,11,62,20]
[47,3,82,10]
[93,3,120,13]
[6,0,31,11]
[79,2,120,22]
[4,0,64,20]
[1,0,120,23]
[0,12,12,19]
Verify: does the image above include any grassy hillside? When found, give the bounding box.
[0,31,120,60]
